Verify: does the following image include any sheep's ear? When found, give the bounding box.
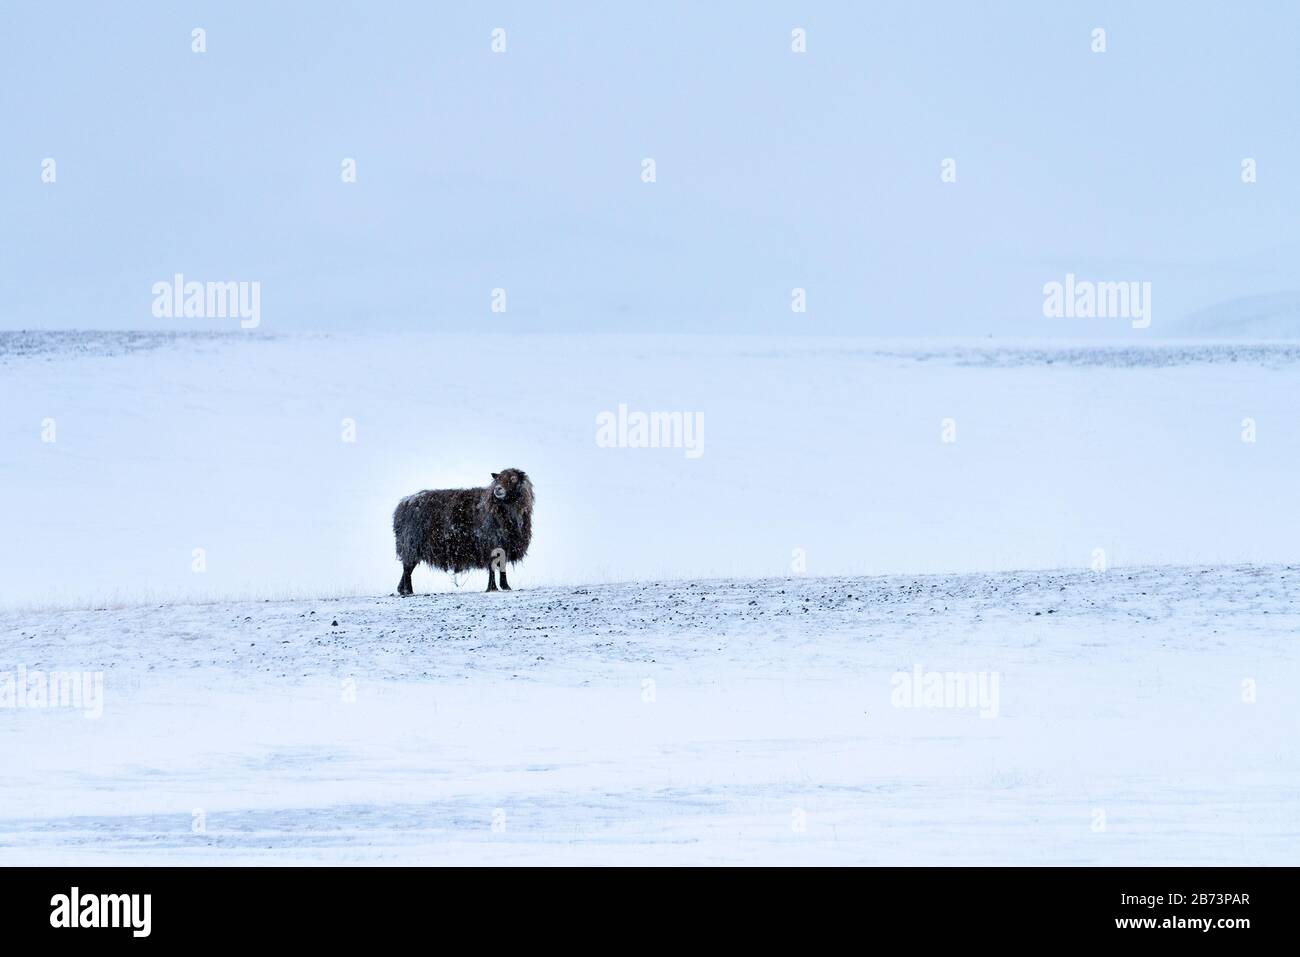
[491,473,499,480]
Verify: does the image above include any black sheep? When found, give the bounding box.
[393,469,534,594]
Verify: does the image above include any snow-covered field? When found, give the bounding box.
[1,565,1296,865]
[3,332,1299,606]
[1,333,1297,864]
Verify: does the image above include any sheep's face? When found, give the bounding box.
[490,469,534,508]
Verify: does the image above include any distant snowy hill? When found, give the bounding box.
[1177,292,1300,338]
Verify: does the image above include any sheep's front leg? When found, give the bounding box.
[487,547,507,592]
[398,561,416,596]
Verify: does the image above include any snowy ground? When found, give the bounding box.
[1,564,1296,865]
[1,333,1297,864]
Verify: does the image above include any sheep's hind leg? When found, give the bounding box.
[498,566,511,591]
[485,562,499,592]
[398,561,416,596]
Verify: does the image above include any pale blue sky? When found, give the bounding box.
[2,1,1297,334]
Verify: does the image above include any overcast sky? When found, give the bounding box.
[2,1,1298,335]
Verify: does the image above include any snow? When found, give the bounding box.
[1,333,1297,864]
[2,332,1299,607]
[1,565,1296,865]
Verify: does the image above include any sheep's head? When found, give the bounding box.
[490,469,534,509]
